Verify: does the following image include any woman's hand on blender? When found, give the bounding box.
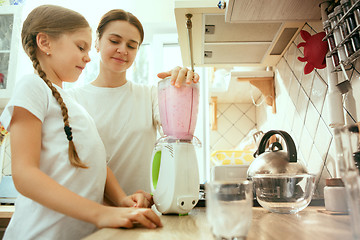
[135,190,154,207]
[157,66,199,88]
[119,192,152,208]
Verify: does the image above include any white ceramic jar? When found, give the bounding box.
[324,178,348,213]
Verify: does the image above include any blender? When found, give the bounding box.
[150,77,201,214]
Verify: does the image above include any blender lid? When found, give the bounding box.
[156,135,202,147]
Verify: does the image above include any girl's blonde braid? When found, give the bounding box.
[25,35,87,168]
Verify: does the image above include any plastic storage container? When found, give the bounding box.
[324,178,348,213]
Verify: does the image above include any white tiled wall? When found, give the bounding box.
[257,22,360,198]
[209,103,256,152]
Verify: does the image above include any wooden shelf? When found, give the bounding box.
[210,97,218,130]
[237,77,276,113]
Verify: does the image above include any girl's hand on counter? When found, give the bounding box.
[157,66,200,88]
[119,193,152,208]
[96,206,162,229]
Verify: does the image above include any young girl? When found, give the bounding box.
[67,9,200,195]
[0,5,161,240]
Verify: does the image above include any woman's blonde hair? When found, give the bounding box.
[21,5,89,168]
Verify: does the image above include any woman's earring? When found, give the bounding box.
[46,52,50,56]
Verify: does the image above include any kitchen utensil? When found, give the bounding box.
[252,173,315,214]
[151,78,200,214]
[206,180,253,240]
[334,124,360,239]
[158,77,199,141]
[247,130,307,178]
[252,130,264,147]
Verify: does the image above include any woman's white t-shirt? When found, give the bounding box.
[0,74,107,240]
[67,81,160,195]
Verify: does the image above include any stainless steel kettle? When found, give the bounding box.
[247,130,307,178]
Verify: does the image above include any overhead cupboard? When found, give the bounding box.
[174,0,322,68]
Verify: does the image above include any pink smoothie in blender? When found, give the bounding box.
[158,77,199,141]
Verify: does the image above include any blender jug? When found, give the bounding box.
[158,77,199,140]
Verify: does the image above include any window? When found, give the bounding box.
[129,44,151,85]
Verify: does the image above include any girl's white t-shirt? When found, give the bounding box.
[67,81,160,195]
[0,74,107,240]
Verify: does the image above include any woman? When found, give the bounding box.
[67,9,199,195]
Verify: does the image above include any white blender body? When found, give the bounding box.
[150,78,200,215]
[150,139,200,214]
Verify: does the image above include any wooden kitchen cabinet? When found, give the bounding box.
[0,5,22,108]
[224,0,322,22]
[0,218,11,238]
[174,0,320,68]
[0,205,14,238]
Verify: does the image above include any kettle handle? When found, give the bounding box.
[255,130,297,163]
